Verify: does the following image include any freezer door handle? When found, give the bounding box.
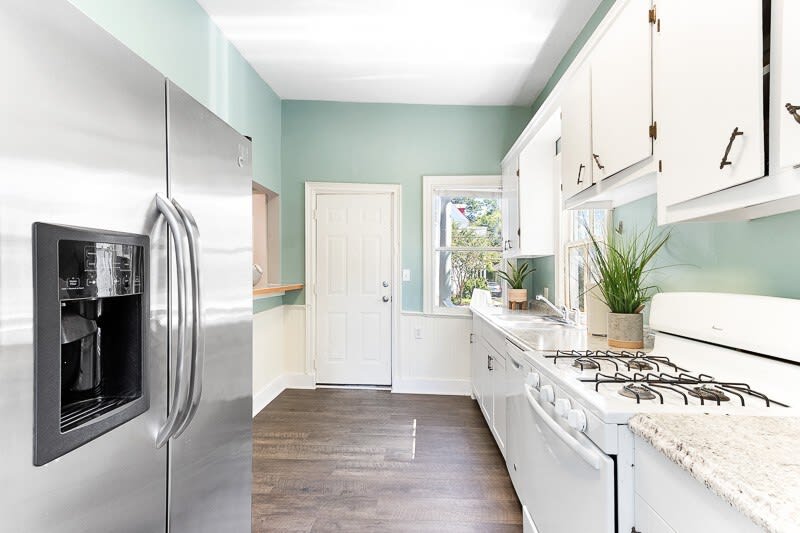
[155,194,192,448]
[171,199,204,438]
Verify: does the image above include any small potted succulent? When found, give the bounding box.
[497,260,533,308]
[586,224,670,349]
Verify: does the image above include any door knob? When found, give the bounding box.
[382,296,390,302]
[382,281,389,287]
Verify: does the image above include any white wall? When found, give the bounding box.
[252,303,313,416]
[252,306,473,416]
[394,312,473,395]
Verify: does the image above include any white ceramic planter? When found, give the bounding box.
[607,312,644,349]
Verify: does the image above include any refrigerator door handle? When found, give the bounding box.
[155,194,192,448]
[171,199,204,438]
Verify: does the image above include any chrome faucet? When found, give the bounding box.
[535,294,574,325]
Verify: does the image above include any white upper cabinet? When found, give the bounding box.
[655,0,765,207]
[501,156,519,254]
[773,0,800,171]
[590,0,653,180]
[505,112,559,258]
[561,66,593,199]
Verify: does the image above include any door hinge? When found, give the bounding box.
[649,121,658,140]
[649,6,660,31]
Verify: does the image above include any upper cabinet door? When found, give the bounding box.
[774,0,800,171]
[655,1,764,207]
[561,66,593,199]
[590,0,653,180]
[501,157,519,255]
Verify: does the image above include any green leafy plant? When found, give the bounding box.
[586,223,670,314]
[496,261,533,290]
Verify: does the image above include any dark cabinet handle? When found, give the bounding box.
[577,163,585,184]
[719,127,744,169]
[592,153,605,170]
[787,103,800,124]
[487,355,493,371]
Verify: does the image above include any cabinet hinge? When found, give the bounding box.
[649,121,658,140]
[648,6,656,24]
[312,208,318,221]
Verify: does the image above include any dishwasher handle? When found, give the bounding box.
[524,383,603,470]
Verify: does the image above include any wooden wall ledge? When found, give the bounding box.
[253,283,304,298]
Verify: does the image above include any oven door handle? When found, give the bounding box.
[524,384,603,470]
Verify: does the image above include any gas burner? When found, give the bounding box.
[689,386,730,403]
[626,360,653,371]
[619,384,656,401]
[573,358,600,370]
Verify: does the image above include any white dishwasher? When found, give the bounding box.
[504,339,531,500]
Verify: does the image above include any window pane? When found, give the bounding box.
[435,250,503,308]
[567,245,588,313]
[435,191,502,249]
[592,210,608,240]
[571,210,591,241]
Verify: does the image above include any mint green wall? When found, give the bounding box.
[530,0,616,295]
[614,195,800,300]
[69,0,282,193]
[280,100,531,311]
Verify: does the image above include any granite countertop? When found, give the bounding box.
[629,414,800,533]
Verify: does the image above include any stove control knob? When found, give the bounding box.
[554,398,571,418]
[526,372,540,389]
[567,409,588,433]
[539,385,555,404]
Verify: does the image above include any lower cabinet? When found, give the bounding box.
[633,437,760,532]
[470,314,507,458]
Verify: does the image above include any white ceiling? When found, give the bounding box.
[196,0,601,106]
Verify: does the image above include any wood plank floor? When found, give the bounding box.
[253,388,522,532]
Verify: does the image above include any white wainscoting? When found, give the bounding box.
[260,307,473,409]
[252,304,314,417]
[393,311,472,395]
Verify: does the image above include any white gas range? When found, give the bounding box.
[505,292,800,533]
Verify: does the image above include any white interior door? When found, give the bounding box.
[315,193,393,385]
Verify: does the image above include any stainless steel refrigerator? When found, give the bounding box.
[0,1,253,531]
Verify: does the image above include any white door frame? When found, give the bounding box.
[305,182,402,387]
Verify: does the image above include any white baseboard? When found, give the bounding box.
[252,372,315,417]
[391,378,472,396]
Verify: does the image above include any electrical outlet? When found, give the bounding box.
[543,287,549,299]
[402,269,411,282]
[414,327,423,339]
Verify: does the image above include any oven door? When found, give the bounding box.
[522,374,615,533]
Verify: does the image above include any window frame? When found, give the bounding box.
[559,208,611,316]
[422,175,503,316]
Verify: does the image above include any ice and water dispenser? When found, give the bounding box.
[33,223,149,465]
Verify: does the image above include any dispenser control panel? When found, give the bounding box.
[58,240,144,300]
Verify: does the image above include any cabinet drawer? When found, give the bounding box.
[634,437,760,532]
[635,494,675,533]
[483,321,506,356]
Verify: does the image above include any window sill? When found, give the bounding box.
[253,283,303,299]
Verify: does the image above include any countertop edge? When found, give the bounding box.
[628,414,786,533]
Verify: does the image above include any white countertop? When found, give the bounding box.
[629,413,800,533]
[470,303,652,353]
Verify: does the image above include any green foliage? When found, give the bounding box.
[586,223,670,314]
[496,261,533,290]
[462,277,488,299]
